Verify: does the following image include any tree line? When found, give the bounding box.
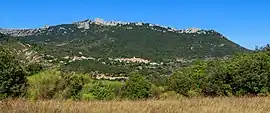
[1,45,270,100]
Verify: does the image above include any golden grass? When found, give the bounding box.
[1,97,270,113]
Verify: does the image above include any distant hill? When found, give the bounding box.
[0,18,249,76]
[0,33,51,68]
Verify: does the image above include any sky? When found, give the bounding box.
[1,0,269,49]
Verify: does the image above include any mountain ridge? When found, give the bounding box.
[0,18,226,38]
[0,18,249,75]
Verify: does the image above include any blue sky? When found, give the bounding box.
[1,0,269,49]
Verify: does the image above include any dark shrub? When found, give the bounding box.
[0,47,28,98]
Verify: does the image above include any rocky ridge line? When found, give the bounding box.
[0,18,224,38]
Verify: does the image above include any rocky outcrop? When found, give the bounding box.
[74,19,93,29]
[0,28,38,37]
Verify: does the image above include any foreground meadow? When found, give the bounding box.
[1,97,270,113]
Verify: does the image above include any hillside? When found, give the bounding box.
[0,18,249,76]
[0,33,52,72]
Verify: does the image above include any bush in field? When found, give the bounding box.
[202,51,270,96]
[56,73,93,99]
[123,73,152,100]
[168,59,232,96]
[91,81,115,100]
[168,60,207,96]
[79,83,96,100]
[79,81,123,100]
[168,70,193,96]
[27,70,93,100]
[229,52,270,96]
[27,70,61,99]
[0,47,28,98]
[82,81,123,100]
[200,59,233,96]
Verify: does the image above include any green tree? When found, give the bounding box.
[0,47,28,98]
[168,69,193,96]
[168,60,207,96]
[123,73,152,99]
[58,73,90,99]
[201,59,233,96]
[90,81,122,100]
[230,52,270,96]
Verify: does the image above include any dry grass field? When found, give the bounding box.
[1,97,270,113]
